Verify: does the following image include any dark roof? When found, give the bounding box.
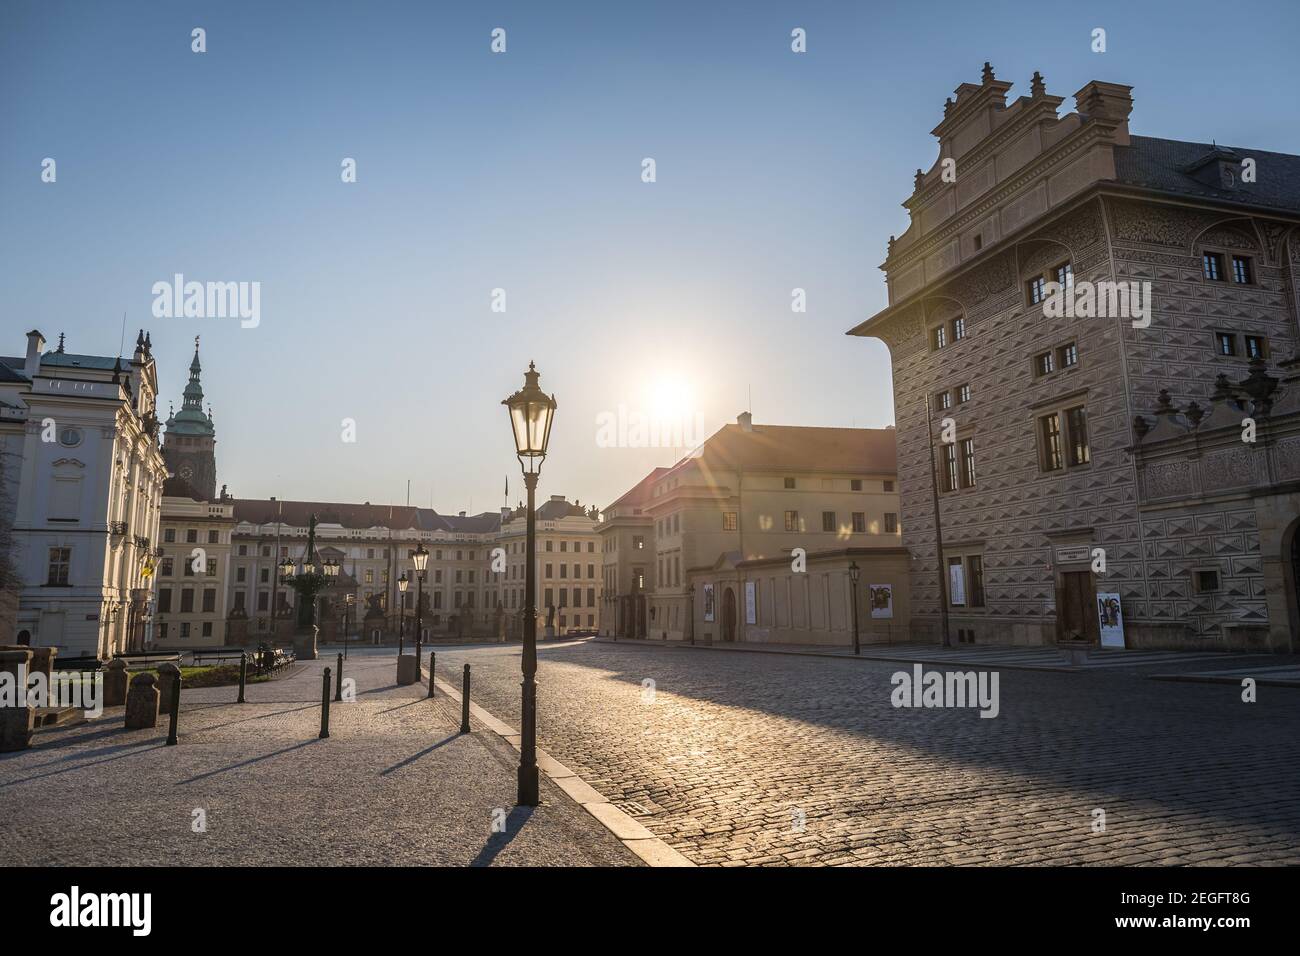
[605,467,670,511]
[34,351,121,371]
[669,423,897,477]
[230,498,502,534]
[1113,136,1300,213]
[0,361,29,383]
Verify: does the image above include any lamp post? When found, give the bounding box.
[848,560,861,656]
[686,583,695,645]
[276,555,294,639]
[397,572,409,652]
[503,361,556,807]
[412,543,429,664]
[344,592,354,658]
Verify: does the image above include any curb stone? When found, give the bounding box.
[427,667,695,868]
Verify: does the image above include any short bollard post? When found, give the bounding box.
[320,667,331,739]
[427,652,436,699]
[237,651,247,704]
[460,663,471,734]
[335,652,343,702]
[165,672,181,746]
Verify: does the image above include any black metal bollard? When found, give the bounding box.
[165,673,181,746]
[320,668,331,739]
[427,652,436,699]
[460,663,471,733]
[237,651,247,703]
[335,652,343,702]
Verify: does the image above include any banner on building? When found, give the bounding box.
[869,584,893,619]
[702,583,715,622]
[1096,592,1125,648]
[948,560,966,606]
[744,581,756,625]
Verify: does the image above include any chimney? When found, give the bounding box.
[24,329,45,378]
[459,511,466,517]
[550,494,565,502]
[737,411,753,431]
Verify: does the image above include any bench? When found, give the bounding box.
[53,656,103,673]
[252,646,297,675]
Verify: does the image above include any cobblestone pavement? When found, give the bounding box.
[425,639,1300,866]
[0,654,638,867]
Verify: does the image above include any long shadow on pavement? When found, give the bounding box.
[469,806,535,867]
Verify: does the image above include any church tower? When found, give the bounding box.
[162,336,218,500]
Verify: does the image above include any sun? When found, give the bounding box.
[647,377,694,421]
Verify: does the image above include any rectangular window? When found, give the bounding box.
[236,566,246,583]
[164,528,176,543]
[937,390,952,410]
[1055,262,1074,288]
[822,511,836,532]
[959,438,977,488]
[957,383,971,404]
[1040,414,1063,471]
[186,529,198,543]
[1245,335,1267,359]
[952,317,966,341]
[850,479,862,491]
[852,512,866,533]
[1231,255,1252,284]
[968,555,986,608]
[722,512,738,531]
[208,530,219,544]
[238,544,247,556]
[180,590,194,613]
[47,548,71,587]
[162,557,174,577]
[633,536,644,550]
[784,510,799,532]
[930,324,947,350]
[1034,351,1055,376]
[884,513,898,534]
[158,588,172,613]
[1065,406,1090,467]
[202,588,216,613]
[883,480,895,492]
[942,444,958,493]
[202,622,213,638]
[180,623,190,638]
[1216,331,1237,356]
[1027,276,1046,305]
[783,477,796,489]
[1195,569,1220,592]
[1058,342,1078,368]
[1203,252,1224,281]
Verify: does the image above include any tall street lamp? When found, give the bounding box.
[322,557,340,648]
[277,554,294,640]
[412,543,429,665]
[344,592,355,658]
[848,560,861,656]
[503,361,556,807]
[397,572,409,651]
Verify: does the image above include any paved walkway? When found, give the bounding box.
[0,652,638,866]
[434,639,1300,866]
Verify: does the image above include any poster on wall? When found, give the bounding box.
[745,581,756,625]
[869,584,894,619]
[1096,592,1125,648]
[947,560,966,606]
[702,583,715,622]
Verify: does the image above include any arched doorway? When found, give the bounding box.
[17,630,31,646]
[722,587,737,642]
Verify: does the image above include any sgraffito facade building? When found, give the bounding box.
[849,64,1300,651]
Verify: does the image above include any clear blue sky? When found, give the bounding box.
[4,0,1298,511]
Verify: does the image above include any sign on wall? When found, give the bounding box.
[869,584,893,619]
[1096,592,1125,648]
[948,561,966,606]
[744,581,756,625]
[702,583,715,622]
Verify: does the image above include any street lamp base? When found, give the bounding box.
[517,765,539,807]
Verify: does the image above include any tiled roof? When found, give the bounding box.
[605,467,670,511]
[1112,136,1300,213]
[231,498,502,534]
[672,423,898,476]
